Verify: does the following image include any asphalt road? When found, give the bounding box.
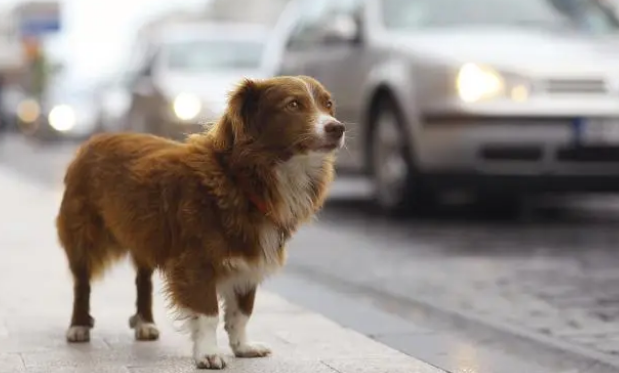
[3,133,619,373]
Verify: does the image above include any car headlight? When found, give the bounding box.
[173,93,202,121]
[16,98,40,123]
[456,63,506,103]
[48,104,76,132]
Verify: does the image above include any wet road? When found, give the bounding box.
[3,133,619,373]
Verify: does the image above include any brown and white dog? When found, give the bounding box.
[55,76,344,369]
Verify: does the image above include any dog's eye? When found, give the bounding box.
[288,100,300,110]
[325,100,333,109]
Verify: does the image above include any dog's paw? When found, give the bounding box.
[66,326,91,343]
[195,354,227,370]
[129,314,159,341]
[135,322,160,341]
[232,342,272,358]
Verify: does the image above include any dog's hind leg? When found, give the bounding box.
[66,262,95,343]
[57,195,120,343]
[129,261,160,341]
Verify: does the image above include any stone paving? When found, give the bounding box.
[0,167,442,373]
[291,205,619,365]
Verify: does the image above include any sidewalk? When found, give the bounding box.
[0,167,444,373]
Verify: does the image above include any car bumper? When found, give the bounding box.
[422,173,619,193]
[17,117,93,141]
[416,116,619,189]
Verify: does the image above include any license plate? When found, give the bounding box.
[573,117,619,145]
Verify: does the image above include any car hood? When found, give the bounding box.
[156,70,267,103]
[387,27,619,75]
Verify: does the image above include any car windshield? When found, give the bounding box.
[380,0,619,33]
[165,39,265,71]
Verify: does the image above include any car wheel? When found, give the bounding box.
[370,97,436,216]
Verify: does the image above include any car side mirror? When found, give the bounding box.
[322,14,361,45]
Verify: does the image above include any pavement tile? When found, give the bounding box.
[323,356,442,373]
[128,358,338,373]
[0,353,25,372]
[265,273,432,337]
[0,334,108,354]
[252,290,307,314]
[0,320,8,338]
[27,368,130,373]
[376,332,548,373]
[21,347,131,371]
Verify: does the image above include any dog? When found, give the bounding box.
[55,75,345,369]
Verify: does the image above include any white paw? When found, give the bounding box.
[129,314,160,341]
[232,342,272,358]
[135,322,160,341]
[195,354,227,370]
[66,326,90,343]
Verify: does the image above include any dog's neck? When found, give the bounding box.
[271,152,329,226]
[216,147,329,228]
[188,121,333,228]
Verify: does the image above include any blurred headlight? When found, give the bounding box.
[48,105,76,132]
[16,99,40,123]
[456,63,505,103]
[173,93,202,121]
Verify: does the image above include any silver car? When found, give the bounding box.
[274,0,619,214]
[125,22,273,140]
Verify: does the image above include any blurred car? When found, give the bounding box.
[1,84,27,133]
[93,75,133,133]
[18,79,100,142]
[124,22,273,140]
[274,0,619,214]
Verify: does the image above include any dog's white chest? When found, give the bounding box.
[219,224,284,294]
[274,153,325,224]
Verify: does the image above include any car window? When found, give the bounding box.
[380,0,619,33]
[164,39,265,71]
[286,0,363,49]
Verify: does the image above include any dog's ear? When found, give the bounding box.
[209,79,263,150]
[227,78,263,131]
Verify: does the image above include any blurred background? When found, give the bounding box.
[4,0,619,372]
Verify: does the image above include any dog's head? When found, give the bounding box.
[211,76,345,157]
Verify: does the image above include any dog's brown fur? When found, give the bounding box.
[56,76,344,368]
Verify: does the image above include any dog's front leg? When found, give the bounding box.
[168,267,225,370]
[222,285,271,358]
[189,310,225,369]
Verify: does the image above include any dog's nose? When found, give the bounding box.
[324,121,345,139]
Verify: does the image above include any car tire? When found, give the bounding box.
[369,96,436,217]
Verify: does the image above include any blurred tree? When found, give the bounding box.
[23,37,49,100]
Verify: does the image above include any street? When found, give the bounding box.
[3,133,619,373]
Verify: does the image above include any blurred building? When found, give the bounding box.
[136,9,209,41]
[0,7,26,83]
[204,0,292,26]
[0,1,61,92]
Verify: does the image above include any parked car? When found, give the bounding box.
[273,0,619,214]
[1,84,27,133]
[18,78,100,142]
[93,75,133,134]
[124,21,274,140]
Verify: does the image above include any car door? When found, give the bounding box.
[277,0,333,77]
[277,0,366,170]
[126,43,160,133]
[306,1,368,171]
